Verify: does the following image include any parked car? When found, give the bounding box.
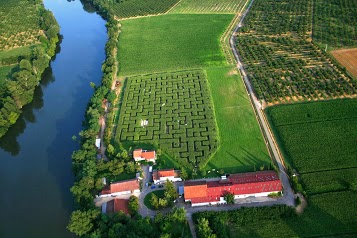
[151,185,156,189]
[158,184,164,188]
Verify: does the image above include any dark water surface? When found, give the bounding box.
[0,0,106,237]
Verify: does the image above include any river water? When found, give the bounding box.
[0,1,107,237]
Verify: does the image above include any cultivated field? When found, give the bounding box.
[170,0,248,14]
[110,0,180,19]
[236,0,357,104]
[331,48,357,78]
[313,0,357,48]
[115,70,218,169]
[117,14,234,76]
[203,66,270,174]
[0,0,43,50]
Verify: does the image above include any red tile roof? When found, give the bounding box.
[133,149,142,158]
[104,178,139,194]
[107,199,129,215]
[228,170,280,184]
[184,181,207,199]
[142,151,156,160]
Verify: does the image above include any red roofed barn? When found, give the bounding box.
[184,171,282,207]
[100,178,140,198]
[153,169,182,184]
[133,148,156,162]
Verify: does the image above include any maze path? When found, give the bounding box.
[117,70,219,167]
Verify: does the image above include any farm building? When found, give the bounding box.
[184,171,282,207]
[152,169,182,184]
[133,148,156,162]
[99,178,140,198]
[101,198,129,215]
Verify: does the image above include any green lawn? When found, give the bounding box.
[144,190,165,210]
[0,65,15,80]
[203,66,270,175]
[117,14,234,76]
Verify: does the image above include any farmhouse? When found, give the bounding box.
[152,169,182,184]
[133,148,156,162]
[101,198,129,215]
[99,178,140,198]
[184,171,282,207]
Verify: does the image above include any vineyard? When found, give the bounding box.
[0,0,44,50]
[117,14,233,76]
[170,0,248,14]
[236,0,357,104]
[108,0,179,19]
[313,0,357,48]
[115,70,219,169]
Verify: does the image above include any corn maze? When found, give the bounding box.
[115,70,219,167]
[0,0,43,50]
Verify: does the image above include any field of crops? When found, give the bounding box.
[236,0,357,104]
[109,0,179,19]
[193,191,357,237]
[332,48,357,78]
[202,66,270,174]
[117,14,233,76]
[115,70,218,169]
[0,0,44,50]
[170,0,248,14]
[313,0,357,48]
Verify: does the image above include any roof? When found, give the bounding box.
[228,171,280,184]
[106,199,129,215]
[109,178,139,193]
[142,151,156,160]
[153,169,175,181]
[184,181,207,199]
[133,149,142,158]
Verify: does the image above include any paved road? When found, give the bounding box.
[229,0,295,207]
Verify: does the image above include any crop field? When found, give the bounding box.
[331,48,357,78]
[170,0,248,14]
[193,191,357,237]
[236,0,357,104]
[0,0,44,50]
[265,99,357,173]
[202,66,270,174]
[117,14,234,76]
[313,0,357,48]
[109,0,179,19]
[115,70,218,169]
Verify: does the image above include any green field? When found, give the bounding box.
[265,99,357,173]
[170,0,248,14]
[203,66,270,174]
[117,14,234,76]
[108,0,179,19]
[313,0,357,48]
[115,70,218,169]
[194,191,357,237]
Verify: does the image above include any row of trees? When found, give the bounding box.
[0,7,60,138]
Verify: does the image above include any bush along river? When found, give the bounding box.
[0,0,107,237]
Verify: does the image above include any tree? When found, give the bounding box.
[197,218,217,238]
[125,161,135,174]
[164,181,178,203]
[19,59,32,72]
[128,195,139,215]
[150,193,159,210]
[158,198,168,208]
[67,209,100,236]
[180,167,188,180]
[224,192,235,204]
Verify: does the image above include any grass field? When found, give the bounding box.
[115,70,218,169]
[265,99,357,173]
[203,66,270,175]
[170,0,248,14]
[194,191,357,237]
[331,48,357,78]
[117,14,234,76]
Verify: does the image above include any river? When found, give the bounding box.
[0,0,107,237]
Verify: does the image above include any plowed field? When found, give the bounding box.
[332,48,357,78]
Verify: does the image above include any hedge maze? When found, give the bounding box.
[115,70,219,167]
